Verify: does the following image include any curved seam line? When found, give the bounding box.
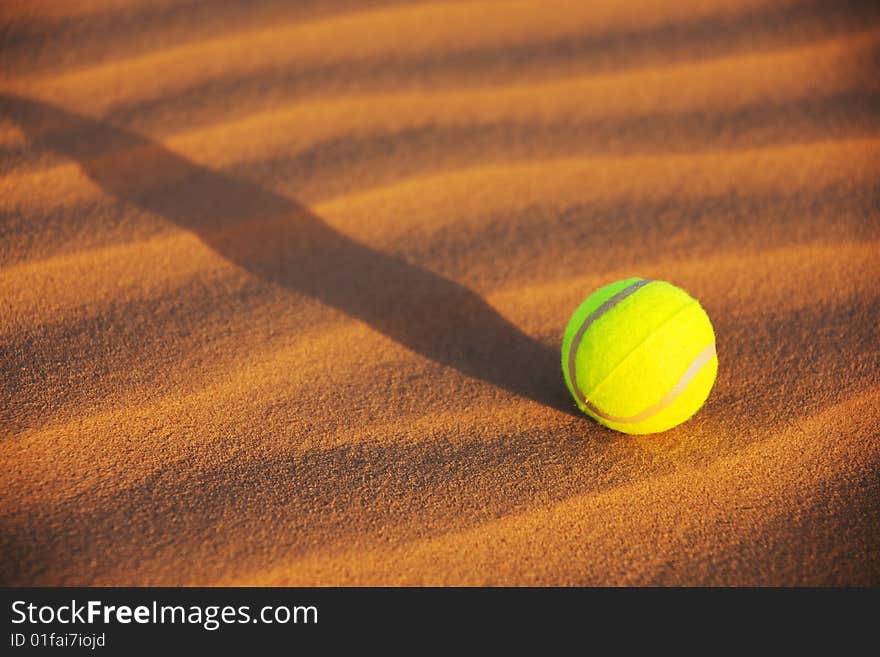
[587,342,716,424]
[567,279,651,405]
[574,296,699,406]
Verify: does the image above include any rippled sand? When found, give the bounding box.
[1,0,878,585]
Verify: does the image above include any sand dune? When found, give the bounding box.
[1,0,878,586]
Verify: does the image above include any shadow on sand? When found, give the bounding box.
[2,94,572,414]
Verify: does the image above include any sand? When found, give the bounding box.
[1,0,878,586]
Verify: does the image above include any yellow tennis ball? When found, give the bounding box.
[561,277,717,434]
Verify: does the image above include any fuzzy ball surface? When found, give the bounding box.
[562,277,718,434]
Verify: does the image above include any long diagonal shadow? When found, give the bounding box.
[3,94,571,414]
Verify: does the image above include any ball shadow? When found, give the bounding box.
[1,94,573,415]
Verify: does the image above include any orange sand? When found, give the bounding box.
[1,0,878,586]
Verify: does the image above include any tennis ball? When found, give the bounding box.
[561,277,717,434]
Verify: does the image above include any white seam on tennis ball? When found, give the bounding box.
[584,342,717,424]
[583,297,700,404]
[566,278,652,406]
[567,281,716,424]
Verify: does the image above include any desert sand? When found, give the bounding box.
[1,0,878,586]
